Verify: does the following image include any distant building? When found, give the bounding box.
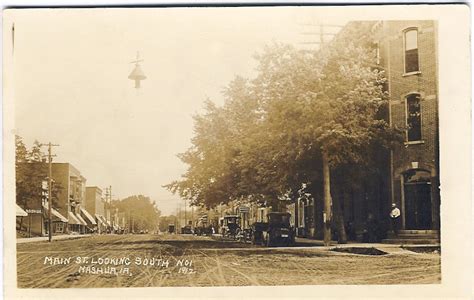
[85,186,106,232]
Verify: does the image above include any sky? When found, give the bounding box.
[10,7,346,215]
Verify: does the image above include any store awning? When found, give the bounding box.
[95,214,105,225]
[42,203,68,222]
[16,204,28,217]
[100,215,108,226]
[68,211,82,225]
[76,213,88,226]
[80,208,96,225]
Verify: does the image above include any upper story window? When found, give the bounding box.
[406,94,422,142]
[404,29,419,73]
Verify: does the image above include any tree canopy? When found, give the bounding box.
[166,33,402,213]
[111,195,161,231]
[15,136,62,209]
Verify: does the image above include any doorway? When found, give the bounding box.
[403,169,432,230]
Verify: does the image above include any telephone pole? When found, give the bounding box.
[109,185,113,232]
[299,22,344,244]
[299,22,344,50]
[42,142,59,242]
[105,185,113,232]
[184,198,187,227]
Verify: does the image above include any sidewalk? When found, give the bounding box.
[295,237,325,247]
[17,234,91,244]
[295,236,439,254]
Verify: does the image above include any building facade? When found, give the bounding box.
[52,163,89,233]
[85,186,107,232]
[375,20,440,233]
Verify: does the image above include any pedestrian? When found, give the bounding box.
[389,203,401,235]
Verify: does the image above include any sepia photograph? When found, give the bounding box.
[2,4,472,299]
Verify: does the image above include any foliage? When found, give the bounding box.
[166,28,403,212]
[15,136,62,209]
[157,215,178,232]
[111,195,161,231]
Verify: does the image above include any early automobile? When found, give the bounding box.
[181,225,193,234]
[219,215,241,239]
[194,216,213,236]
[251,212,295,247]
[168,224,175,234]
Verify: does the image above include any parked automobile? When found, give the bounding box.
[181,225,193,234]
[194,217,213,236]
[168,224,176,234]
[251,212,295,247]
[219,215,241,239]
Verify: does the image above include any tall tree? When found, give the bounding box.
[16,138,47,209]
[16,136,64,232]
[168,31,402,245]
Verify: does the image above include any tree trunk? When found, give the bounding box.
[322,152,332,246]
[333,195,347,244]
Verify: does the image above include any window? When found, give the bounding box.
[55,222,64,233]
[406,94,422,141]
[404,29,419,73]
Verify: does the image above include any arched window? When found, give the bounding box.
[406,94,422,141]
[404,28,419,73]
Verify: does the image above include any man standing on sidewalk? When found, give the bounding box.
[389,203,401,235]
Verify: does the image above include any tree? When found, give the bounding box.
[251,41,402,244]
[16,136,64,232]
[16,138,48,210]
[112,195,161,232]
[167,29,402,245]
[158,215,177,233]
[166,77,263,208]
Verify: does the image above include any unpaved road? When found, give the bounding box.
[16,234,440,288]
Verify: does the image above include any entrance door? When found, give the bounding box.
[404,170,432,230]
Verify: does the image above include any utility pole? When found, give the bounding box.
[42,142,59,243]
[191,205,194,230]
[184,199,187,226]
[104,186,112,233]
[109,185,113,233]
[299,21,343,244]
[299,22,344,50]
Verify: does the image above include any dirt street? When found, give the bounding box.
[16,234,441,288]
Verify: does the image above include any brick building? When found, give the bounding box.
[51,163,89,233]
[373,21,440,235]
